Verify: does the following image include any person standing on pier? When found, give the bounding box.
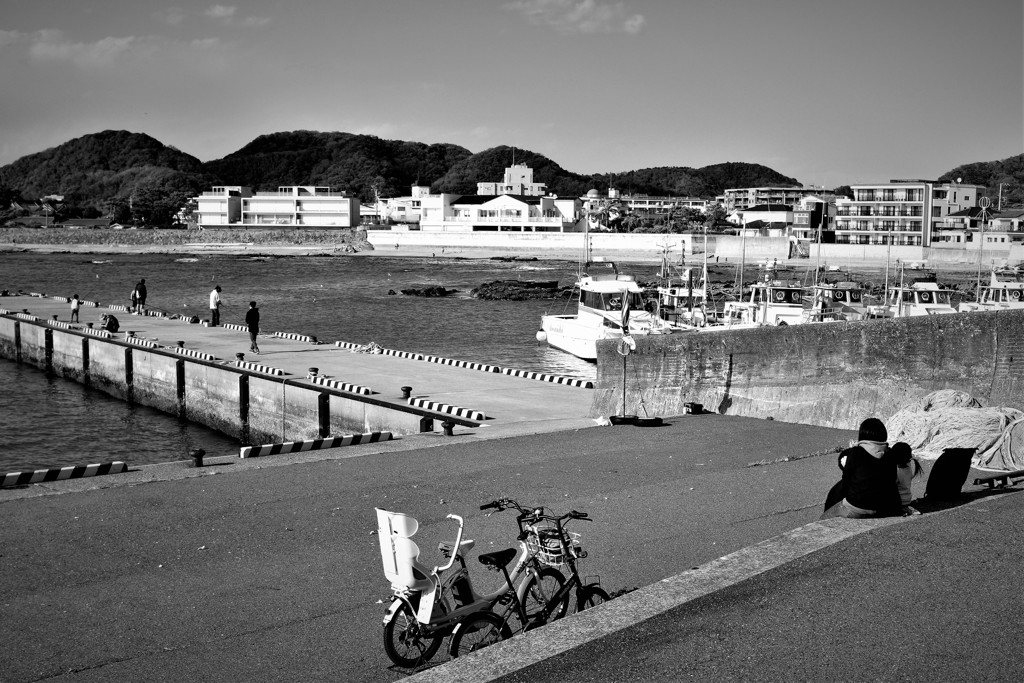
[245,301,261,354]
[70,294,81,322]
[209,285,222,326]
[135,279,148,313]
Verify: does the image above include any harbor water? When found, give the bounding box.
[0,252,651,472]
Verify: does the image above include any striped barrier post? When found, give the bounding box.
[423,355,502,373]
[48,320,77,330]
[407,397,486,421]
[274,331,319,343]
[107,304,130,312]
[380,348,425,360]
[52,295,71,303]
[0,308,11,315]
[234,360,285,376]
[1,461,128,488]
[308,375,373,395]
[500,368,596,389]
[170,346,218,361]
[220,323,247,332]
[82,327,112,339]
[82,300,100,308]
[15,313,38,322]
[334,341,363,350]
[240,431,393,458]
[127,336,160,349]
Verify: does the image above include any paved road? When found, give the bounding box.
[0,415,853,683]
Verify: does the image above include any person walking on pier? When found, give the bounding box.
[246,301,261,354]
[70,294,81,322]
[209,285,222,327]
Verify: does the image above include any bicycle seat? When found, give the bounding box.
[478,548,517,568]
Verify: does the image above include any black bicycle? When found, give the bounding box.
[448,506,610,657]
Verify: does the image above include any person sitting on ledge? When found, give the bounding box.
[822,417,901,519]
[100,314,120,333]
[890,441,923,516]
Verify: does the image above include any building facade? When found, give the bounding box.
[720,187,830,213]
[477,164,547,196]
[195,186,359,229]
[833,180,982,247]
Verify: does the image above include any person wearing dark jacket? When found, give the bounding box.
[823,417,901,518]
[245,301,260,354]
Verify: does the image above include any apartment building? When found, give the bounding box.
[720,186,830,213]
[833,180,982,247]
[195,186,359,229]
[417,193,578,232]
[477,164,547,196]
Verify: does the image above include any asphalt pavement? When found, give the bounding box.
[2,413,1020,683]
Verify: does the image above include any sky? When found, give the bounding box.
[0,0,1021,189]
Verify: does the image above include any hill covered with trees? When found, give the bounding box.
[2,128,1019,228]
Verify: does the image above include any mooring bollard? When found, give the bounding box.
[401,386,412,399]
[52,314,59,321]
[86,322,94,328]
[442,420,455,437]
[190,448,206,468]
[176,341,185,347]
[307,367,319,379]
[235,353,245,361]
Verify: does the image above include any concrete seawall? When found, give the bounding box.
[593,309,1024,429]
[0,314,445,445]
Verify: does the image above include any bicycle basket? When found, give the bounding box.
[526,526,582,568]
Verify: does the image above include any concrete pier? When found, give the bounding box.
[0,295,597,445]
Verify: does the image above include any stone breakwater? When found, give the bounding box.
[0,227,373,254]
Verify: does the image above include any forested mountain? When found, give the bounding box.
[3,128,1019,228]
[203,131,473,200]
[937,153,1024,208]
[0,130,217,223]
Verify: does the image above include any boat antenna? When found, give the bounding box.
[975,197,991,301]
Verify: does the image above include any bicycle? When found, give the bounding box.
[447,507,610,657]
[376,506,563,668]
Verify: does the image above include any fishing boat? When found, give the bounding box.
[866,279,958,318]
[538,259,678,361]
[807,281,873,321]
[719,279,809,327]
[958,270,1024,312]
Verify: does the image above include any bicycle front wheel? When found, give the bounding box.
[449,611,508,658]
[574,585,611,613]
[383,601,443,668]
[523,566,567,623]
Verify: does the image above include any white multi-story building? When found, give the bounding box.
[194,186,359,229]
[417,193,578,232]
[720,186,830,213]
[477,164,547,196]
[834,180,982,247]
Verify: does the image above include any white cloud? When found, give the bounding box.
[205,5,237,20]
[204,4,270,27]
[154,7,187,26]
[504,0,646,35]
[0,29,25,48]
[28,30,137,68]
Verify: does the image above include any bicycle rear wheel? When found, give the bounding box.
[449,611,509,658]
[523,566,567,623]
[383,600,444,668]
[574,585,611,613]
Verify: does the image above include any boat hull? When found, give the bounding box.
[540,314,620,361]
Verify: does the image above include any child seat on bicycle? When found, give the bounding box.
[376,508,435,593]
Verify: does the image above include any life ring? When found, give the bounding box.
[919,291,931,303]
[833,290,845,301]
[609,297,621,310]
[790,291,802,303]
[850,291,861,302]
[1012,290,1022,300]
[616,335,636,356]
[774,291,786,302]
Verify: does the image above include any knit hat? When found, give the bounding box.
[858,417,887,442]
[890,441,913,466]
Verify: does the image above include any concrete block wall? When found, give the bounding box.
[593,309,1024,430]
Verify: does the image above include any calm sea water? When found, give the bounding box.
[0,252,653,472]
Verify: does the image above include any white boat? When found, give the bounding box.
[866,280,958,318]
[657,266,717,327]
[958,270,1024,312]
[720,280,809,327]
[539,260,678,361]
[807,281,873,321]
